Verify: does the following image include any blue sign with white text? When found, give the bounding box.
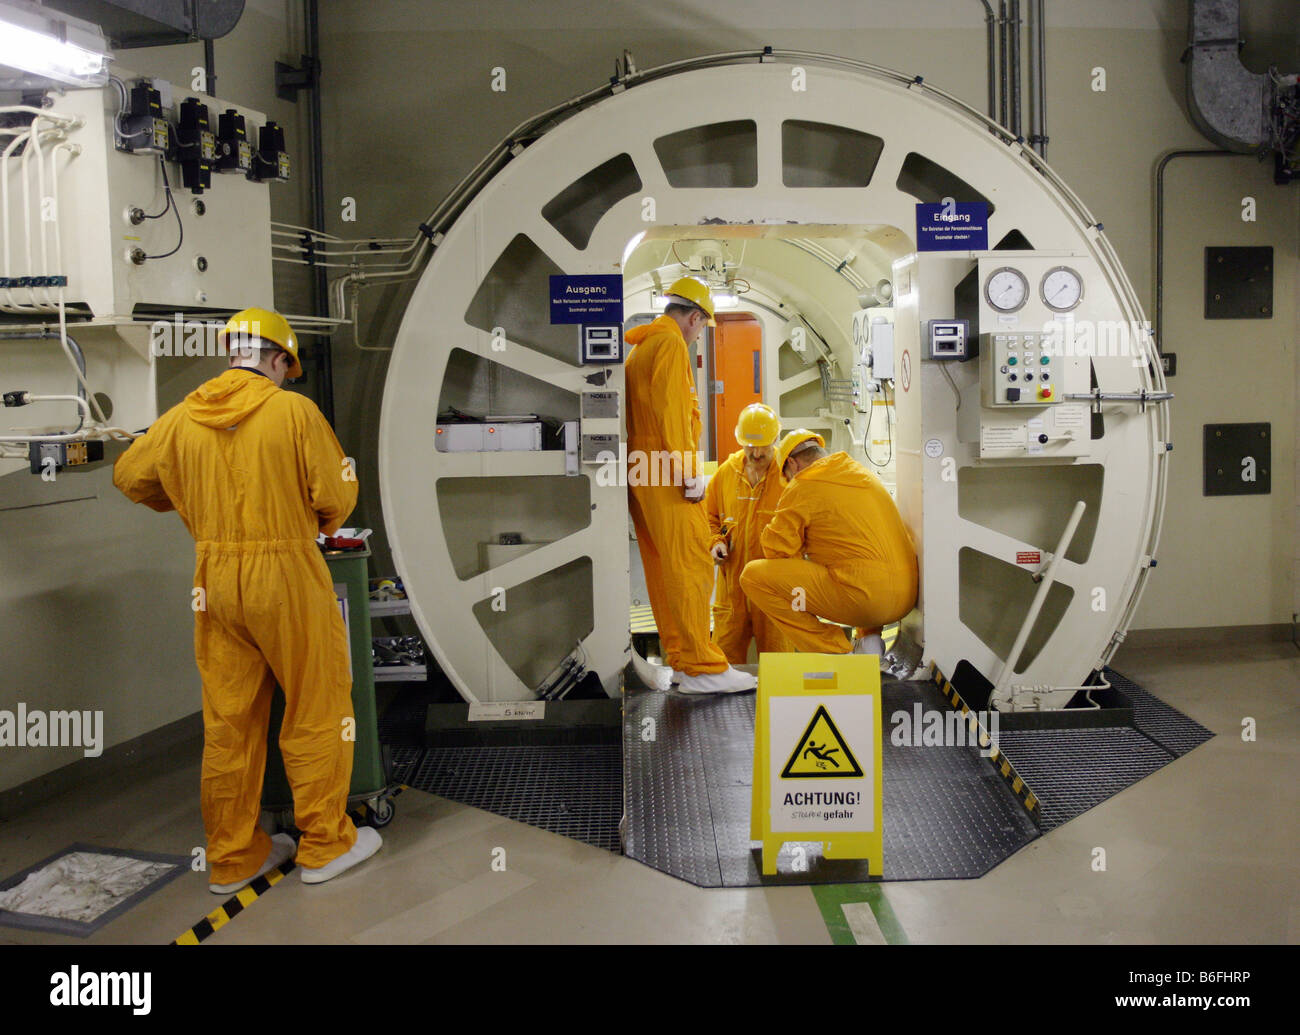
[550,275,624,324]
[916,202,989,251]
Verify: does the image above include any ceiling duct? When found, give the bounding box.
[38,0,244,47]
[1185,0,1295,155]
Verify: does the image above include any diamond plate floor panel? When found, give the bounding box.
[623,692,725,886]
[623,681,1040,886]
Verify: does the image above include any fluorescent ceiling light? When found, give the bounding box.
[653,289,738,310]
[0,0,111,89]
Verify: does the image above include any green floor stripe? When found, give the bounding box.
[811,883,910,945]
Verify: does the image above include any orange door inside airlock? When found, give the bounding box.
[711,313,763,460]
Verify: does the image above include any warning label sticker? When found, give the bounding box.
[981,424,1027,451]
[781,705,863,778]
[1016,551,1042,565]
[768,695,876,833]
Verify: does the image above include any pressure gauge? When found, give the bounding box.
[984,267,1029,313]
[1041,265,1084,312]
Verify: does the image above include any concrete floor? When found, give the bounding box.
[0,640,1296,944]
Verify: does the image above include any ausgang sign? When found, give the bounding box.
[549,274,623,324]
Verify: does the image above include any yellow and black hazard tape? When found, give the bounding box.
[630,604,657,635]
[172,860,296,945]
[172,786,409,945]
[929,663,1041,824]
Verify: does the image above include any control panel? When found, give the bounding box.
[580,325,622,364]
[967,254,1094,460]
[926,319,969,361]
[981,330,1059,406]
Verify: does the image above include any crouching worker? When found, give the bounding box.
[704,403,789,662]
[113,307,382,892]
[740,430,917,657]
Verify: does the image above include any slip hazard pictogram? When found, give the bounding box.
[781,704,864,778]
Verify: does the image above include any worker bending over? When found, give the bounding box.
[704,403,789,663]
[113,307,382,892]
[740,430,918,657]
[624,277,756,695]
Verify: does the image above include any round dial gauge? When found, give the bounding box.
[1041,265,1084,312]
[984,267,1029,312]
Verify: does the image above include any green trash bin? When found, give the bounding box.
[262,544,394,829]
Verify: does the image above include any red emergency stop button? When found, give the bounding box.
[1039,387,1053,400]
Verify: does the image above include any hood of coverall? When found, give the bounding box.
[795,450,879,488]
[624,314,684,347]
[184,368,281,429]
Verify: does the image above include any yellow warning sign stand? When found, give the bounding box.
[751,653,883,876]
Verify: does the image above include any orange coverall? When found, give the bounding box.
[704,449,789,662]
[740,451,918,654]
[624,315,728,676]
[113,368,359,884]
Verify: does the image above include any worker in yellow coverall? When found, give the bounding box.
[113,308,382,891]
[704,403,789,663]
[740,430,918,656]
[624,277,756,695]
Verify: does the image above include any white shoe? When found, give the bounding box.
[209,832,297,895]
[670,669,685,686]
[301,826,383,884]
[852,633,886,657]
[630,649,674,691]
[675,666,757,695]
[643,664,673,691]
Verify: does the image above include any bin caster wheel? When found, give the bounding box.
[366,798,395,828]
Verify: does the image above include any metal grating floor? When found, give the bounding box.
[407,745,622,851]
[995,727,1174,830]
[623,681,1041,886]
[988,667,1215,830]
[1104,668,1215,756]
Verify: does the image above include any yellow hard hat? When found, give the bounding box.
[735,403,780,448]
[218,306,302,378]
[775,429,825,470]
[663,276,716,327]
